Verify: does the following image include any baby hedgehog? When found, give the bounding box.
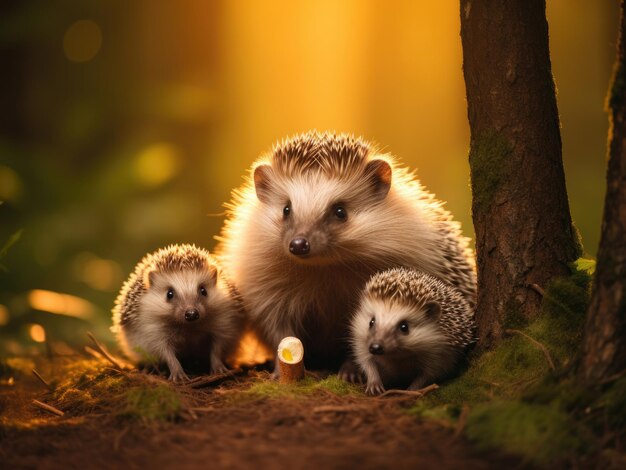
[111,244,245,382]
[351,268,476,395]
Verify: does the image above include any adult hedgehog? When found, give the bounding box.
[215,131,475,378]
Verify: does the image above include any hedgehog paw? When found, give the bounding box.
[338,360,364,384]
[271,362,281,380]
[168,369,189,383]
[211,361,229,375]
[366,381,385,396]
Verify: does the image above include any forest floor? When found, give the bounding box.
[0,355,521,470]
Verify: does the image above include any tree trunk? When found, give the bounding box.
[460,0,582,349]
[579,1,626,384]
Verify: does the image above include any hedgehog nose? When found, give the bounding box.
[289,237,310,256]
[369,343,384,355]
[184,309,199,322]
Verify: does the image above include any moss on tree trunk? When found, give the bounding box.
[460,0,582,349]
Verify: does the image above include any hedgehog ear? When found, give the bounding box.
[253,164,274,204]
[423,301,441,320]
[145,269,156,289]
[209,265,219,285]
[364,159,392,201]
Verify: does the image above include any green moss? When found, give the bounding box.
[50,360,125,410]
[598,377,626,429]
[469,131,512,213]
[466,401,585,465]
[118,384,182,421]
[574,258,596,275]
[244,375,361,399]
[502,301,528,329]
[531,263,591,362]
[48,358,184,422]
[408,401,461,424]
[244,379,312,399]
[411,260,595,463]
[316,375,363,395]
[421,333,550,413]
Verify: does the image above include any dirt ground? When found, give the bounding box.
[0,357,521,470]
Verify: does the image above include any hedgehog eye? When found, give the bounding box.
[199,285,208,297]
[333,205,347,220]
[369,318,375,329]
[399,321,409,334]
[166,288,175,301]
[283,203,291,218]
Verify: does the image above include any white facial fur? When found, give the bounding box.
[141,269,216,323]
[351,296,445,367]
[122,267,240,363]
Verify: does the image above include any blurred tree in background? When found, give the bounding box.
[0,0,619,354]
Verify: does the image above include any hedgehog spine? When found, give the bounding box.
[351,267,476,395]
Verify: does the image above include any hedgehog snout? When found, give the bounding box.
[369,343,384,355]
[184,309,200,322]
[289,237,310,256]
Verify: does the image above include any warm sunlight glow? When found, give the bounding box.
[63,20,102,63]
[73,252,123,292]
[134,143,181,188]
[83,258,123,291]
[28,290,95,319]
[29,324,46,343]
[0,165,22,202]
[231,330,273,367]
[0,304,9,326]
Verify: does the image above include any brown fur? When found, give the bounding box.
[215,131,476,373]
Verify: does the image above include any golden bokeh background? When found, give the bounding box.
[0,1,619,353]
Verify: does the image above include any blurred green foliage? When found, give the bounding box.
[0,227,23,271]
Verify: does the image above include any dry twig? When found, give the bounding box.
[454,405,470,437]
[33,399,64,417]
[312,404,372,414]
[31,369,54,391]
[86,332,124,371]
[378,383,439,398]
[84,345,104,360]
[187,369,241,389]
[597,368,626,386]
[113,426,129,452]
[527,283,546,297]
[505,328,556,371]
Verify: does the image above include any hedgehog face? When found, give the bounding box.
[253,159,392,266]
[351,296,444,363]
[140,268,220,326]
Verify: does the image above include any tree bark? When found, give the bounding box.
[579,1,626,384]
[460,0,582,349]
